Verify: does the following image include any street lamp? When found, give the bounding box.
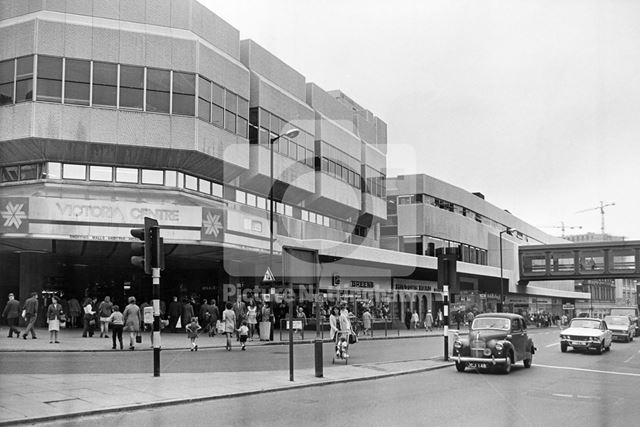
[499,228,515,313]
[268,128,300,333]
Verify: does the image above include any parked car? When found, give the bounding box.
[603,315,635,342]
[608,307,640,337]
[559,318,612,354]
[452,313,535,374]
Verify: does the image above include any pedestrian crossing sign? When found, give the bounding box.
[263,267,275,283]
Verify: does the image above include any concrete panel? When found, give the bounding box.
[170,115,195,149]
[363,143,386,172]
[119,30,145,66]
[0,26,16,60]
[33,102,62,139]
[306,83,353,131]
[375,117,387,153]
[257,79,315,135]
[65,0,93,16]
[92,27,119,63]
[171,37,195,72]
[191,0,239,59]
[240,40,306,101]
[0,107,12,140]
[117,110,145,146]
[318,174,360,210]
[44,0,65,13]
[36,20,65,57]
[198,44,249,98]
[144,34,172,69]
[14,20,37,57]
[89,108,118,144]
[354,113,376,146]
[145,0,170,27]
[144,113,171,147]
[0,1,13,20]
[197,120,249,170]
[318,117,360,160]
[169,0,190,30]
[119,0,145,24]
[10,103,34,140]
[11,0,42,16]
[63,24,93,60]
[92,0,119,20]
[60,105,92,141]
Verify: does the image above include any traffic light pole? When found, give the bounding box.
[443,284,449,361]
[152,267,161,377]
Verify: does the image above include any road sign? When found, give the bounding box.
[562,303,575,310]
[263,267,275,283]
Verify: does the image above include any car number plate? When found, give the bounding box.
[467,362,488,369]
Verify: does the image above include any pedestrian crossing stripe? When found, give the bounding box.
[263,267,275,282]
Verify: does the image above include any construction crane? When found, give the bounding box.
[539,222,582,238]
[576,201,615,235]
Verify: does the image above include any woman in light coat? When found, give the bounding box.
[122,296,141,350]
[329,307,340,343]
[339,304,352,337]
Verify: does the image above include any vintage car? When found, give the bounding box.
[452,313,535,374]
[603,315,635,342]
[559,317,612,353]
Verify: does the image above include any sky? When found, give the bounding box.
[203,0,640,240]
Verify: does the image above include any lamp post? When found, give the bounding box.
[268,128,299,335]
[499,228,514,313]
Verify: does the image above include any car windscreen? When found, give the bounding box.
[472,318,509,330]
[604,316,629,326]
[569,319,601,329]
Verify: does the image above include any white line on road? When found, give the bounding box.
[537,364,640,378]
[552,393,573,398]
[551,393,601,400]
[545,342,560,348]
[623,350,640,364]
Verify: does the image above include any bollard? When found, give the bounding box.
[314,339,323,377]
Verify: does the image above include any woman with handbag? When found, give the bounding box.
[47,296,64,343]
[122,296,141,350]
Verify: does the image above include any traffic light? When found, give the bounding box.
[130,217,158,274]
[332,273,341,286]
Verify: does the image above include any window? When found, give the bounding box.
[246,193,256,207]
[0,59,14,105]
[46,162,61,179]
[89,165,113,182]
[324,216,330,227]
[276,202,285,215]
[309,212,316,223]
[184,174,197,190]
[164,170,177,187]
[285,205,293,217]
[146,68,170,113]
[1,166,18,182]
[256,196,266,210]
[212,182,223,198]
[301,210,309,222]
[37,56,62,102]
[211,83,224,127]
[15,56,33,103]
[141,169,164,185]
[63,164,86,180]
[198,178,211,194]
[92,61,117,107]
[64,58,90,105]
[115,167,138,183]
[119,65,144,109]
[224,91,236,133]
[235,190,246,204]
[237,97,248,137]
[18,164,38,180]
[198,76,211,122]
[172,71,195,116]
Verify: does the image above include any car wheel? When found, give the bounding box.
[455,362,466,372]
[598,341,605,354]
[560,342,567,353]
[502,353,512,374]
[630,334,633,342]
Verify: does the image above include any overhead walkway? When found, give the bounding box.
[519,240,640,284]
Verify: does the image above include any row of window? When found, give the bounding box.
[0,55,248,138]
[0,162,367,237]
[364,166,386,199]
[390,194,528,242]
[398,234,488,266]
[319,141,362,190]
[249,108,314,169]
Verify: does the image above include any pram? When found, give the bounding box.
[332,330,351,364]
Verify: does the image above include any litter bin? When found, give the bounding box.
[259,321,271,341]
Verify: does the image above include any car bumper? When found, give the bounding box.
[455,356,508,365]
[610,331,630,340]
[561,339,600,349]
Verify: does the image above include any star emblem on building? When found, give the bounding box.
[203,212,222,237]
[1,201,28,229]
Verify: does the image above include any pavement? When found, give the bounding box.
[0,326,457,425]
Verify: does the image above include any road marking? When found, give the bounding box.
[537,364,640,378]
[623,350,640,363]
[552,393,573,398]
[552,393,601,400]
[545,342,559,348]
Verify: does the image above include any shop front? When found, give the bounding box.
[392,279,441,327]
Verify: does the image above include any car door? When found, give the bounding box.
[601,320,612,346]
[509,318,526,361]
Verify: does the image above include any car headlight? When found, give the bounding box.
[560,335,567,339]
[590,336,599,342]
[454,340,462,349]
[495,342,503,351]
[483,348,492,356]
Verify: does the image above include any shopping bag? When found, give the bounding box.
[175,316,182,329]
[216,320,224,334]
[136,333,142,344]
[348,333,357,344]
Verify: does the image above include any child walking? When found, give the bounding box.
[108,305,124,350]
[238,320,249,351]
[186,317,201,351]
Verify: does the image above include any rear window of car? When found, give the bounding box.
[604,316,630,325]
